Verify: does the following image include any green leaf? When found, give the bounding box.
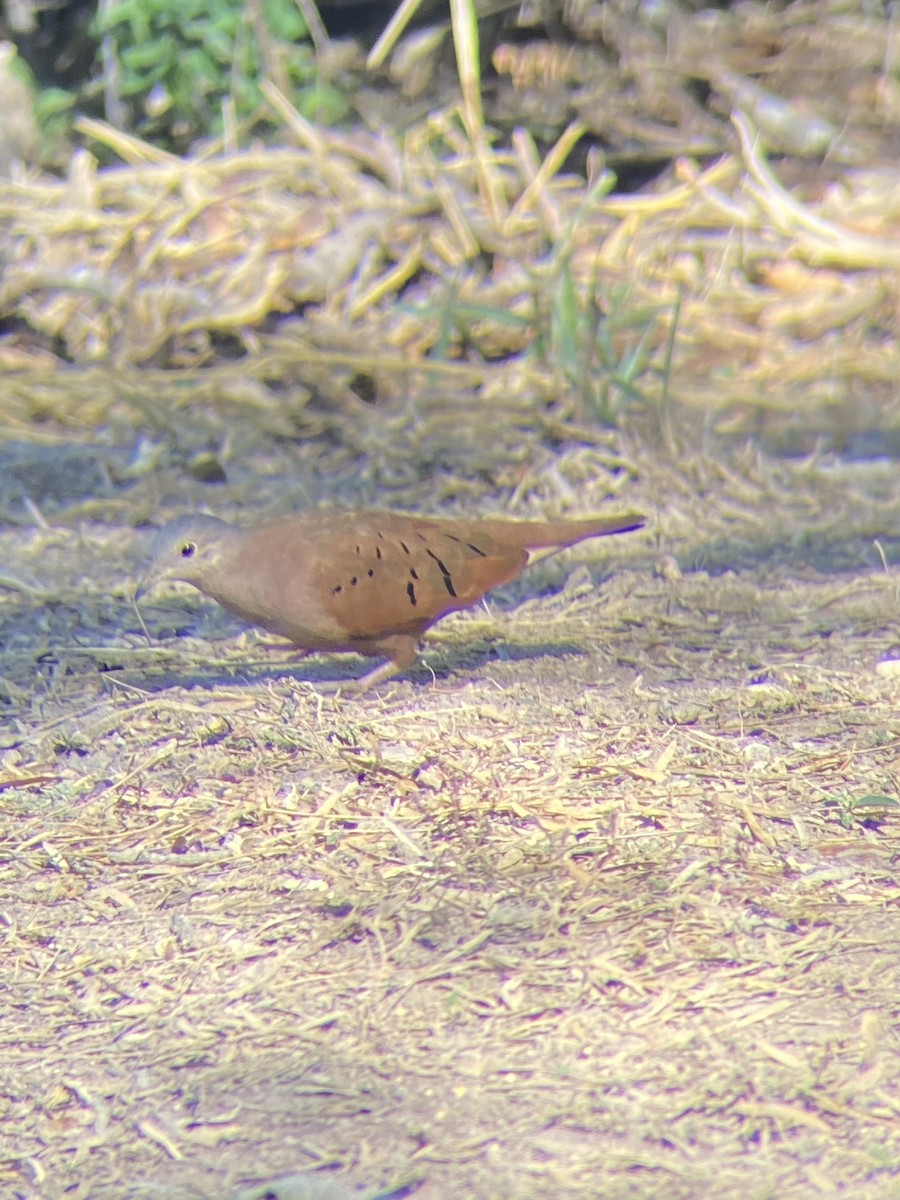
[847,794,900,812]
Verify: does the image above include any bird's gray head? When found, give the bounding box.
[134,514,237,600]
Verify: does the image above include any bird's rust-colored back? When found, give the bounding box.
[313,512,529,639]
[209,510,643,647]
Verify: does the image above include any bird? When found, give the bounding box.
[134,508,645,691]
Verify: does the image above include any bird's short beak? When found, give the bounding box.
[133,561,163,604]
[133,560,165,603]
[132,577,154,643]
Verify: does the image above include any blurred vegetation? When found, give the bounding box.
[0,0,667,427]
[11,0,350,154]
[93,0,348,146]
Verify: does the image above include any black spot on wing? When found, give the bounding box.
[407,581,417,606]
[426,548,457,598]
[438,531,486,556]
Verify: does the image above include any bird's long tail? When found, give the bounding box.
[478,512,645,551]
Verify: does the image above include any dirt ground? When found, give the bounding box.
[2,0,900,1192]
[2,421,899,1200]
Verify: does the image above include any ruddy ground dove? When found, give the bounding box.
[135,508,645,690]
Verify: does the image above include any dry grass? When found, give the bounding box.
[0,94,899,443]
[2,450,900,1197]
[2,18,900,1196]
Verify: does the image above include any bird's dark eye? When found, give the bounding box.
[180,542,196,559]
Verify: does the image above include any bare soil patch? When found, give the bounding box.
[2,437,899,1199]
